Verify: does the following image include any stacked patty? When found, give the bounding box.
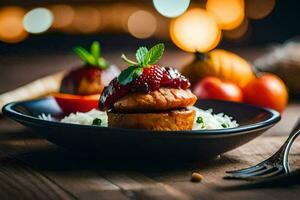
[99,44,197,131]
[109,87,197,130]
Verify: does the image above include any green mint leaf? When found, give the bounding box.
[92,118,102,126]
[135,47,148,66]
[121,54,138,66]
[118,66,143,85]
[118,43,165,85]
[143,43,164,66]
[73,41,110,69]
[73,46,96,65]
[97,57,109,69]
[132,67,143,80]
[90,41,100,61]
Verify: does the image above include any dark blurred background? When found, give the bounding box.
[0,0,299,94]
[0,0,299,53]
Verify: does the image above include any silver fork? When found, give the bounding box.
[224,118,300,180]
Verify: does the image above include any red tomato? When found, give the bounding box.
[53,93,100,114]
[193,76,243,102]
[243,73,288,112]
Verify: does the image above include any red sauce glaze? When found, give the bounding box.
[99,66,191,110]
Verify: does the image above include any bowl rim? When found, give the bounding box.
[2,97,281,137]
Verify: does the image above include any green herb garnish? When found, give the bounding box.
[118,43,164,85]
[117,66,143,85]
[221,123,229,128]
[92,118,102,126]
[196,116,205,128]
[73,41,109,69]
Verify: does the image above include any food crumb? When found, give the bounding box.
[190,172,203,182]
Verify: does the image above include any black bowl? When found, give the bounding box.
[3,97,280,161]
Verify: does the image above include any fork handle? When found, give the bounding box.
[283,129,300,172]
[290,118,300,134]
[280,118,300,172]
[266,118,300,172]
[282,118,300,149]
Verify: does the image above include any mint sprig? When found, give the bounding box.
[136,47,148,66]
[121,54,138,66]
[118,43,164,85]
[143,44,164,66]
[73,41,109,69]
[118,66,143,85]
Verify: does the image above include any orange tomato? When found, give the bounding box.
[193,76,243,102]
[53,93,100,114]
[243,74,288,112]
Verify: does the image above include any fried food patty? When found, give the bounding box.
[108,109,195,131]
[113,88,197,112]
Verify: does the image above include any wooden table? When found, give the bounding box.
[1,110,300,200]
[0,50,300,200]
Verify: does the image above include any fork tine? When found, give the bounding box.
[243,166,277,177]
[246,166,285,180]
[226,163,265,174]
[224,166,276,180]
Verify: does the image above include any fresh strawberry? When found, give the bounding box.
[131,65,163,92]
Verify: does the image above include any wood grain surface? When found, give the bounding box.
[0,115,300,200]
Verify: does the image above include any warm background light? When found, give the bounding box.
[71,6,101,34]
[0,6,28,43]
[50,5,75,29]
[245,0,276,19]
[223,18,249,40]
[0,1,276,45]
[170,8,221,52]
[99,4,136,33]
[23,8,53,34]
[152,0,190,18]
[206,0,245,30]
[128,10,157,39]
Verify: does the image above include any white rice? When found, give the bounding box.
[46,107,238,130]
[191,107,238,130]
[60,109,108,126]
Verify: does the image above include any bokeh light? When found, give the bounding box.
[99,4,135,32]
[224,18,249,40]
[152,0,190,18]
[0,6,28,43]
[245,0,276,19]
[23,8,53,34]
[50,5,75,29]
[170,8,221,52]
[71,6,101,33]
[206,0,245,30]
[128,10,157,39]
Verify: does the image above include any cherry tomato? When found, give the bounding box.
[53,93,100,114]
[193,76,243,102]
[243,73,288,112]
